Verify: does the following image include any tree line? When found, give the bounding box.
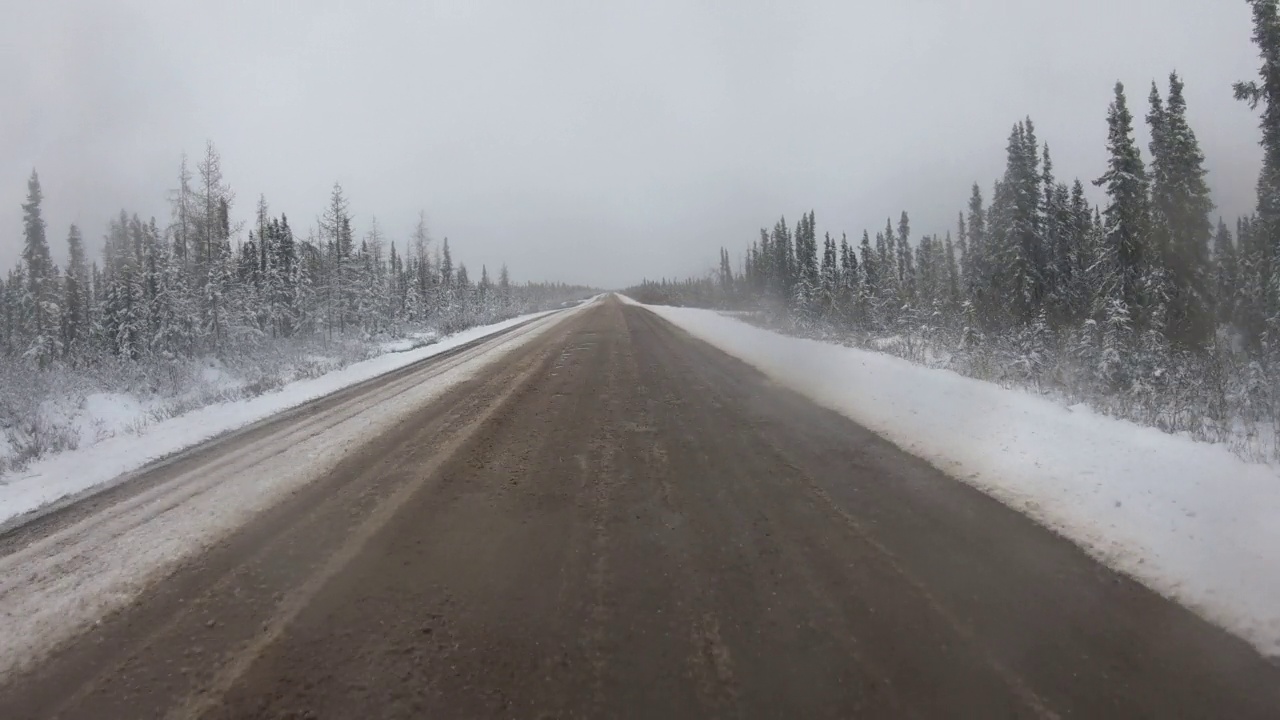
[3,142,589,368]
[630,1,1280,456]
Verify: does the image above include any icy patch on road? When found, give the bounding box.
[634,299,1280,659]
[0,309,557,528]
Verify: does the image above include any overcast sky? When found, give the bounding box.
[1,0,1265,288]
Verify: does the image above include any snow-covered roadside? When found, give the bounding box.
[0,308,560,528]
[629,298,1280,659]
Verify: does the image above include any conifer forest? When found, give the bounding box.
[0,143,591,471]
[630,3,1280,463]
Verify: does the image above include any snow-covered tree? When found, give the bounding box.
[61,224,90,359]
[1236,0,1280,351]
[21,171,62,366]
[987,122,1044,325]
[1149,73,1215,348]
[1094,82,1151,331]
[1214,219,1239,327]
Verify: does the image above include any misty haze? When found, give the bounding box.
[2,1,1280,718]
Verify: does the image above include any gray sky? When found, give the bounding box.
[1,0,1265,288]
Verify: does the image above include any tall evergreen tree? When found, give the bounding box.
[771,217,793,302]
[988,122,1044,324]
[719,247,734,293]
[1214,219,1240,328]
[944,231,960,309]
[819,232,838,314]
[1040,146,1074,325]
[838,233,859,321]
[272,214,300,336]
[1237,216,1270,344]
[859,230,877,294]
[1149,73,1215,347]
[0,269,16,356]
[1064,180,1095,324]
[963,183,989,322]
[21,170,60,365]
[878,218,899,309]
[498,263,512,311]
[61,224,90,358]
[896,212,915,304]
[1236,0,1280,346]
[440,237,454,287]
[1093,82,1151,328]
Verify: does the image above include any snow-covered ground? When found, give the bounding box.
[0,309,559,529]
[630,298,1280,659]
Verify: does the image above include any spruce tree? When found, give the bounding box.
[1149,73,1215,347]
[256,195,271,278]
[142,217,167,350]
[1237,216,1270,345]
[155,222,196,357]
[499,263,512,311]
[838,233,858,322]
[803,211,820,304]
[1094,82,1151,329]
[820,232,838,315]
[1040,146,1075,326]
[1214,219,1239,328]
[62,224,89,359]
[879,218,900,312]
[917,234,937,309]
[1236,0,1280,261]
[455,262,471,323]
[0,270,14,356]
[988,122,1044,324]
[859,231,877,291]
[963,183,988,323]
[1064,180,1095,324]
[755,231,769,298]
[771,217,793,302]
[897,212,914,303]
[21,170,60,365]
[5,266,27,357]
[944,232,960,310]
[719,247,733,293]
[272,214,299,336]
[440,237,454,287]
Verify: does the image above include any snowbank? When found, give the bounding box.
[634,299,1280,658]
[0,309,558,528]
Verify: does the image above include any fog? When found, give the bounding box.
[1,0,1264,288]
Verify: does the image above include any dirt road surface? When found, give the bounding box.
[2,297,1278,718]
